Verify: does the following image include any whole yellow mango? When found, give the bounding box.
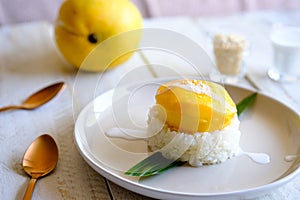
[55,0,143,71]
[155,80,237,133]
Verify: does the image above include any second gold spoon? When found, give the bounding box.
[22,134,59,200]
[0,82,65,112]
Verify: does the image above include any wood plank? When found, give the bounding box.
[108,180,154,200]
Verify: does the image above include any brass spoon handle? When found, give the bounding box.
[0,105,23,112]
[23,178,37,200]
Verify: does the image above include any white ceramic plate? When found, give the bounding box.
[74,79,300,200]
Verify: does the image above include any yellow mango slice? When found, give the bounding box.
[155,80,236,133]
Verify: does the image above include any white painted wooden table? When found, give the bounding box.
[1,10,299,199]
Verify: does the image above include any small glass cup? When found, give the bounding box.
[209,34,248,83]
[268,23,300,82]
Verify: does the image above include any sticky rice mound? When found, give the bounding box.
[147,105,241,166]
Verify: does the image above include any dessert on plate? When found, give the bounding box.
[147,79,240,166]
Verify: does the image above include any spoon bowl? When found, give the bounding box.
[0,82,65,112]
[22,134,59,200]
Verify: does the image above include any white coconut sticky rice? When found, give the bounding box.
[147,104,241,167]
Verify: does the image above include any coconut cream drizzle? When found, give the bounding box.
[284,154,299,162]
[237,148,270,164]
[105,127,147,140]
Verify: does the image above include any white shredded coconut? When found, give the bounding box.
[157,80,212,97]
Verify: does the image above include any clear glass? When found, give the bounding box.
[268,23,300,82]
[209,40,248,84]
[203,24,256,84]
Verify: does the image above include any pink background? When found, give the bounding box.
[1,0,300,25]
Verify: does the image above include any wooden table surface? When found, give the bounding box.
[1,10,300,199]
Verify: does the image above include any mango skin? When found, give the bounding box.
[155,80,237,133]
[55,0,142,71]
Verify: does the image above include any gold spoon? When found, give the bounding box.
[22,134,59,200]
[0,82,65,112]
